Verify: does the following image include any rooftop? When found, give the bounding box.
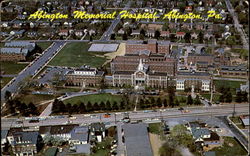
[122,123,153,156]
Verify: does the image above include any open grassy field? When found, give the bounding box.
[0,77,14,89]
[37,42,52,51]
[201,93,220,102]
[1,62,27,75]
[214,80,245,94]
[63,93,122,105]
[16,94,56,105]
[148,123,163,135]
[49,42,106,68]
[213,136,248,156]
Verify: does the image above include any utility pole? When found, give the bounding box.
[210,74,213,103]
[114,113,117,124]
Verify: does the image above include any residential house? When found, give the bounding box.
[131,30,140,37]
[1,130,8,152]
[195,24,204,30]
[185,6,193,12]
[10,131,41,156]
[160,31,170,38]
[118,29,125,35]
[89,123,105,143]
[27,32,38,38]
[181,23,191,30]
[59,29,69,36]
[204,32,213,40]
[39,124,78,140]
[89,29,96,36]
[239,115,249,128]
[169,23,176,29]
[146,29,155,38]
[176,32,186,39]
[75,30,83,37]
[122,123,153,156]
[191,32,198,40]
[69,126,89,145]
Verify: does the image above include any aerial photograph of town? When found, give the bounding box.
[0,0,249,156]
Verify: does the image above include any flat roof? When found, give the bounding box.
[122,123,153,156]
[88,44,119,52]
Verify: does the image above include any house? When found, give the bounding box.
[169,23,176,29]
[191,32,198,40]
[59,29,69,36]
[181,23,191,30]
[176,32,186,39]
[146,29,155,37]
[39,124,78,140]
[118,29,125,35]
[89,123,105,143]
[185,6,193,12]
[27,32,38,38]
[122,123,153,156]
[75,30,83,37]
[131,30,140,37]
[240,82,249,93]
[69,126,89,145]
[195,24,204,30]
[160,31,170,38]
[10,131,41,156]
[239,115,249,127]
[10,30,25,37]
[1,130,8,151]
[89,29,96,36]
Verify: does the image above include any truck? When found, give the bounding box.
[122,112,130,123]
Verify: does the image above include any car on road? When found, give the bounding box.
[29,119,39,123]
[178,107,184,111]
[103,113,111,118]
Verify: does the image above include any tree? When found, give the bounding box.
[226,36,236,46]
[163,99,168,107]
[106,100,111,111]
[58,101,66,113]
[86,102,92,112]
[119,101,125,110]
[110,34,116,40]
[156,97,162,107]
[194,95,201,105]
[112,101,119,110]
[139,99,145,109]
[100,101,106,110]
[219,94,225,102]
[79,102,86,113]
[93,102,99,111]
[140,29,145,36]
[169,95,174,108]
[184,32,191,43]
[174,98,180,107]
[66,103,72,114]
[186,95,193,105]
[235,91,242,103]
[4,90,11,101]
[150,97,156,107]
[27,102,38,115]
[242,92,248,102]
[122,33,128,40]
[225,92,232,103]
[198,32,204,43]
[19,103,28,116]
[154,30,160,39]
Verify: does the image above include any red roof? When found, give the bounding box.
[176,32,186,35]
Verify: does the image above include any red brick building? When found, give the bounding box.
[125,39,170,55]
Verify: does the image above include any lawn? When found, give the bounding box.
[49,42,107,68]
[16,94,56,105]
[201,93,220,102]
[63,93,123,105]
[213,136,248,156]
[0,77,13,89]
[91,137,113,156]
[1,62,27,75]
[55,87,81,93]
[148,123,162,135]
[214,80,245,94]
[37,42,52,51]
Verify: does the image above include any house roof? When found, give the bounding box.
[12,131,39,145]
[1,130,8,139]
[39,124,78,135]
[70,126,89,142]
[203,132,220,141]
[176,32,186,35]
[89,123,105,132]
[122,123,153,156]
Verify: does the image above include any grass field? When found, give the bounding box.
[213,136,248,156]
[37,42,52,51]
[1,62,27,75]
[17,94,56,105]
[63,93,122,105]
[49,42,107,68]
[0,77,13,89]
[149,123,162,135]
[201,93,220,102]
[214,80,245,94]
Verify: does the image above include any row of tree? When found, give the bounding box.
[5,99,38,116]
